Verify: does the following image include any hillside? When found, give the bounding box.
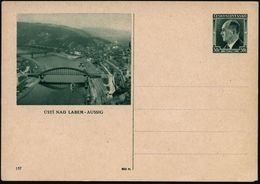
[17,22,110,49]
[82,27,131,46]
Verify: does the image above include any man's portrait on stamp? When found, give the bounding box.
[213,14,247,53]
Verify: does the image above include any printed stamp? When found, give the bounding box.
[213,14,247,53]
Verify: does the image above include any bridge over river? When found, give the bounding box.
[28,67,102,84]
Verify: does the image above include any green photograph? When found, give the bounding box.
[17,14,132,105]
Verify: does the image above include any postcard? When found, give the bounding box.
[1,1,258,181]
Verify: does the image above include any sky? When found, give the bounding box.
[17,13,132,32]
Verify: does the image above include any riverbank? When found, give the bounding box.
[17,78,40,101]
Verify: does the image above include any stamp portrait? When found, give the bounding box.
[213,14,247,53]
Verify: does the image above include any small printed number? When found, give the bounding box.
[16,166,22,170]
[121,167,131,171]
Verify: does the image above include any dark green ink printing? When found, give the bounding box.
[16,14,132,105]
[213,14,247,53]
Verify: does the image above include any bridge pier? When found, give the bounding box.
[39,74,44,83]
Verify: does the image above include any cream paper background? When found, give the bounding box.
[1,1,258,181]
